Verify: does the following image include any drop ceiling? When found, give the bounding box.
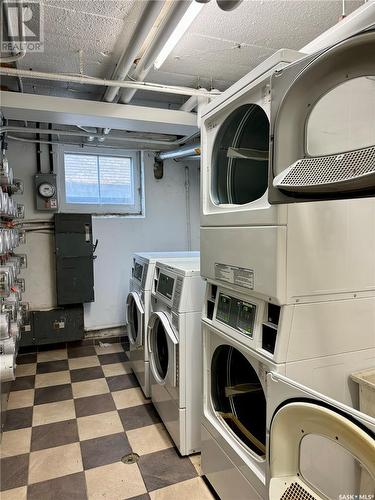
[1,0,364,107]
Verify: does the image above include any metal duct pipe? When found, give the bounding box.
[103,0,164,103]
[174,155,201,161]
[157,143,201,161]
[0,67,219,98]
[119,0,192,104]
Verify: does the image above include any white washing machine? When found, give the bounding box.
[203,281,375,408]
[201,281,375,499]
[126,251,199,398]
[267,373,375,500]
[148,258,205,455]
[200,32,375,309]
[201,322,285,499]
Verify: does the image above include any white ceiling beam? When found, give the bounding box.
[0,91,198,136]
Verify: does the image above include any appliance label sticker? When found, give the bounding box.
[215,263,254,290]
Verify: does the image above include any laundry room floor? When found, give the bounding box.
[0,339,214,500]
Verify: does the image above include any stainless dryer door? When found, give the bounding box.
[267,373,375,500]
[126,292,144,348]
[269,28,375,204]
[148,311,178,388]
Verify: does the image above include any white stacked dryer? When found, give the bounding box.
[147,258,204,455]
[126,251,199,398]
[200,28,375,500]
[267,373,375,500]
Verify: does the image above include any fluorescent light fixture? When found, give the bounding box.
[154,2,204,70]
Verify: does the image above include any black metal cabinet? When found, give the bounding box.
[31,306,84,345]
[55,213,95,305]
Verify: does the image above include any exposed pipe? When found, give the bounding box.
[0,67,220,98]
[184,166,192,251]
[0,126,179,145]
[0,53,26,63]
[0,1,26,63]
[119,1,193,104]
[103,0,164,103]
[7,135,156,150]
[1,0,26,97]
[48,124,54,173]
[156,143,201,161]
[341,0,347,19]
[36,123,41,173]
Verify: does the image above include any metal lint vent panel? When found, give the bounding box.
[280,482,317,500]
[275,145,375,192]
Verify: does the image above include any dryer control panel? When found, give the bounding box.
[216,292,256,337]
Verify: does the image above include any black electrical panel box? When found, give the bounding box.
[55,213,95,305]
[20,306,84,346]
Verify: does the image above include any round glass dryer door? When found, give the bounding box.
[126,292,144,347]
[148,312,178,387]
[211,104,269,206]
[211,345,266,457]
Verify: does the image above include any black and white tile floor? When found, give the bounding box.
[0,339,214,500]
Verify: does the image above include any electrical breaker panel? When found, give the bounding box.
[34,173,58,211]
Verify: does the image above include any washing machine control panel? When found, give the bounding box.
[157,273,175,300]
[216,293,256,337]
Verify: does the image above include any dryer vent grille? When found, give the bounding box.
[280,482,317,500]
[274,145,375,193]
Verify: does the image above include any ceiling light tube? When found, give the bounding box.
[154,2,204,70]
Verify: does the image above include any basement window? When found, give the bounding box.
[58,147,143,215]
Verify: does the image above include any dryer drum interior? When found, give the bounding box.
[212,103,269,206]
[128,295,139,344]
[211,345,266,457]
[151,317,169,380]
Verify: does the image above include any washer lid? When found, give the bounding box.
[268,28,375,204]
